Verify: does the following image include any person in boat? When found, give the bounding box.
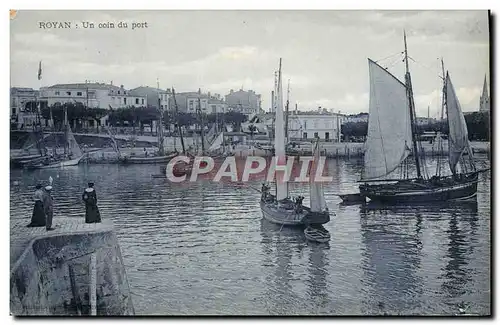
[144,147,148,157]
[261,183,270,201]
[43,185,55,231]
[82,182,101,224]
[27,184,46,227]
[295,196,304,213]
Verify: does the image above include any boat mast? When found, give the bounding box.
[285,79,290,142]
[157,96,165,156]
[436,58,446,176]
[403,31,423,179]
[172,87,185,154]
[198,97,205,154]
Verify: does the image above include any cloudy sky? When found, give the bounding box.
[10,10,489,116]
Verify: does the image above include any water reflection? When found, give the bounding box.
[260,219,303,314]
[305,242,330,311]
[360,205,424,315]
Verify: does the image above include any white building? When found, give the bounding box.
[288,112,343,141]
[40,82,147,110]
[343,112,369,123]
[128,86,171,110]
[241,111,343,141]
[10,87,41,129]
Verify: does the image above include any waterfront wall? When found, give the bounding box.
[10,229,134,316]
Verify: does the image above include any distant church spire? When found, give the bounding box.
[480,74,490,112]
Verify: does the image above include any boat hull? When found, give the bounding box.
[304,225,331,243]
[120,152,178,164]
[359,173,479,203]
[27,155,84,169]
[260,199,330,226]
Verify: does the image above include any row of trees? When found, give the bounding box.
[39,102,249,133]
[341,112,490,141]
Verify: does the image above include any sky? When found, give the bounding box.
[10,10,490,116]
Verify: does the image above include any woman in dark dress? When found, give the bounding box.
[82,182,101,223]
[27,184,46,227]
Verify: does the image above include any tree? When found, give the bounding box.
[465,111,489,141]
[223,111,247,131]
[341,122,368,141]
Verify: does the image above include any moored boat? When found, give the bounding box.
[304,225,331,243]
[359,32,485,204]
[260,59,331,227]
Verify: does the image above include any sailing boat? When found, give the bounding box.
[27,106,85,169]
[358,33,483,203]
[260,59,330,227]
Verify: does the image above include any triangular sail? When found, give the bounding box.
[446,72,472,174]
[362,59,412,181]
[274,59,288,201]
[309,140,327,212]
[63,107,82,157]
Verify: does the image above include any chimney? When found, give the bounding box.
[111,80,113,86]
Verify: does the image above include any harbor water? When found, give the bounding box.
[9,156,491,315]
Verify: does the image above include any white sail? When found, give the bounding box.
[63,107,82,158]
[446,72,471,174]
[309,140,327,212]
[274,59,288,201]
[363,59,412,180]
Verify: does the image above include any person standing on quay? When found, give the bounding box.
[43,185,55,231]
[82,182,101,223]
[27,184,45,227]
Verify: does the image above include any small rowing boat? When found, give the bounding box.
[304,225,331,243]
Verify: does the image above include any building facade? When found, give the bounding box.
[10,87,42,129]
[288,112,343,141]
[128,86,171,110]
[225,89,261,116]
[40,82,147,110]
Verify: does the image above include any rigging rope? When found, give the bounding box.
[375,51,404,64]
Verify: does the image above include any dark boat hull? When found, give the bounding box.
[260,199,330,226]
[359,172,479,203]
[120,152,178,164]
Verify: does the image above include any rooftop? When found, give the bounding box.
[47,83,122,90]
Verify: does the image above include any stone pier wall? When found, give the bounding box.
[10,228,134,316]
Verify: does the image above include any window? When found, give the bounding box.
[160,105,164,109]
[118,91,121,95]
[303,132,307,139]
[77,92,82,96]
[66,91,71,96]
[325,132,330,141]
[304,121,307,130]
[314,132,319,139]
[124,97,127,105]
[314,120,319,128]
[135,98,139,105]
[55,91,60,96]
[141,99,144,105]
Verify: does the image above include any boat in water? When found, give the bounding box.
[304,224,331,243]
[260,58,330,228]
[25,106,85,169]
[358,32,485,204]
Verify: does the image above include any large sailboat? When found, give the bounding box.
[359,33,484,203]
[260,59,330,227]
